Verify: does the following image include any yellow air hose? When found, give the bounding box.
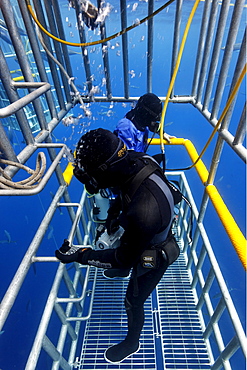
[150,137,247,269]
[150,63,247,268]
[162,63,246,171]
[184,63,246,171]
[25,0,175,48]
[159,0,202,153]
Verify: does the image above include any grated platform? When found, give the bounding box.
[78,253,211,370]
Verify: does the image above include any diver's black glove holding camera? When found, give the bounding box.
[95,224,106,242]
[105,196,122,234]
[55,239,92,264]
[105,214,120,234]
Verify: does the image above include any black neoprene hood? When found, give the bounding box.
[75,128,125,171]
[136,93,162,122]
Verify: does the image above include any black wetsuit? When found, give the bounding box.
[76,153,175,358]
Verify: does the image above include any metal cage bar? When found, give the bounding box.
[196,0,221,106]
[170,0,183,99]
[17,0,58,120]
[0,1,246,369]
[120,0,129,99]
[147,0,154,93]
[97,0,112,99]
[210,0,245,120]
[43,0,72,103]
[33,0,66,110]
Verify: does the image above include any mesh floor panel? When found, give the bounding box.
[78,253,210,370]
[78,268,157,369]
[157,255,211,369]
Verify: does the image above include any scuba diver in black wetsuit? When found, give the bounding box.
[55,128,180,363]
[104,93,176,279]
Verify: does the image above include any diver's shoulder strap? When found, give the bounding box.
[123,156,160,205]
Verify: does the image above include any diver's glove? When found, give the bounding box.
[95,224,106,243]
[105,215,119,234]
[55,239,92,264]
[105,196,121,234]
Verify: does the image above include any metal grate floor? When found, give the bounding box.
[78,253,211,370]
[157,256,211,369]
[78,267,156,370]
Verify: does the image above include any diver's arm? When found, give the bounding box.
[56,180,167,268]
[55,240,129,269]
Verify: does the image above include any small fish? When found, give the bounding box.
[26,299,31,313]
[221,43,241,51]
[49,191,63,215]
[129,70,135,78]
[47,225,54,240]
[132,2,138,11]
[164,121,174,127]
[97,110,114,117]
[75,83,86,91]
[215,176,224,184]
[6,126,14,144]
[4,230,11,243]
[62,114,82,126]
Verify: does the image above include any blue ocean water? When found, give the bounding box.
[0,0,246,369]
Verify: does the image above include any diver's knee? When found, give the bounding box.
[125,296,142,311]
[124,296,132,310]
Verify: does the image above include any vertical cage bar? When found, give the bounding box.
[1,0,48,131]
[33,0,66,110]
[170,0,183,98]
[221,28,246,133]
[73,0,93,94]
[0,120,18,162]
[17,0,58,120]
[147,0,154,93]
[210,0,245,120]
[43,0,72,103]
[43,335,72,370]
[0,47,35,145]
[196,0,220,105]
[51,0,74,79]
[191,0,212,97]
[97,0,112,99]
[120,0,129,99]
[233,102,246,146]
[202,0,231,110]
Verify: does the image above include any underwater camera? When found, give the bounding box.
[95,226,124,250]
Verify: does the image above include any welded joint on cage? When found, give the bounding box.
[56,266,91,304]
[32,256,59,262]
[65,267,97,322]
[152,308,162,337]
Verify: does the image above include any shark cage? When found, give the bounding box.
[0,0,246,369]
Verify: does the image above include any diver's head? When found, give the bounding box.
[134,93,162,131]
[74,128,127,194]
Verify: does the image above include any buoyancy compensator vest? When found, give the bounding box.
[122,154,185,207]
